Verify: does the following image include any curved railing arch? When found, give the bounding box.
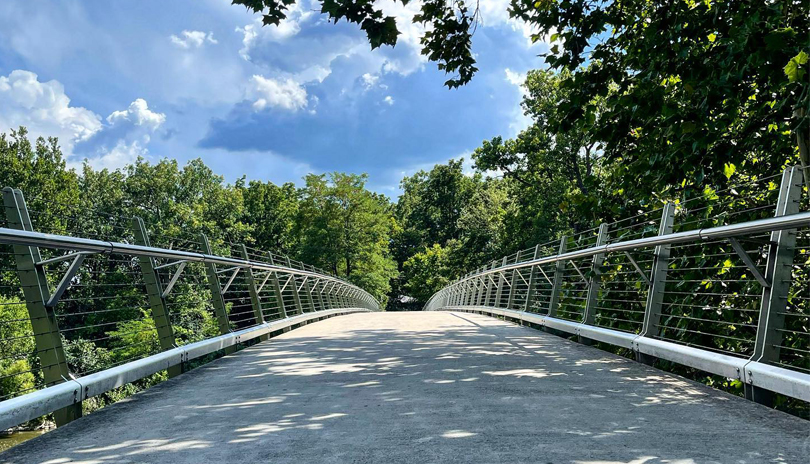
[0,187,380,430]
[425,166,810,407]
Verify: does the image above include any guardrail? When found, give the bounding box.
[0,187,380,430]
[424,166,809,406]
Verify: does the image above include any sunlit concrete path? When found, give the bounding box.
[1,312,808,464]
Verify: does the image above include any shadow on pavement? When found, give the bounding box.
[1,312,808,463]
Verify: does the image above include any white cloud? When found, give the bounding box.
[249,75,308,111]
[107,98,166,131]
[0,69,102,153]
[237,2,314,60]
[361,73,379,89]
[477,0,545,47]
[80,140,148,171]
[504,68,531,135]
[237,22,258,61]
[504,68,527,91]
[170,30,218,49]
[72,98,166,171]
[383,95,395,105]
[376,0,428,75]
[235,0,427,93]
[0,70,165,170]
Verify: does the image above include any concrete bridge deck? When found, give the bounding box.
[1,312,807,464]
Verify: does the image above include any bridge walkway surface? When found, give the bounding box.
[1,312,807,463]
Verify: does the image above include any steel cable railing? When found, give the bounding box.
[424,165,809,408]
[0,187,380,430]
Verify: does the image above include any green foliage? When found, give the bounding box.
[63,337,114,376]
[784,50,808,83]
[394,159,477,256]
[173,293,222,343]
[510,0,809,197]
[106,313,162,363]
[402,243,456,303]
[0,127,81,234]
[122,158,252,246]
[413,0,477,88]
[238,179,300,254]
[296,173,398,304]
[474,69,606,231]
[0,297,36,400]
[455,179,509,269]
[390,159,483,305]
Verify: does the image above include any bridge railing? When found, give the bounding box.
[0,187,380,430]
[425,166,809,407]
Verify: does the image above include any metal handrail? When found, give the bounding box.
[0,227,380,308]
[432,211,810,289]
[423,166,809,407]
[0,218,381,430]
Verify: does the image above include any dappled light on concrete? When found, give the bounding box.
[1,312,808,463]
[573,458,695,464]
[441,430,477,438]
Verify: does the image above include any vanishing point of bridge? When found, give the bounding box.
[1,166,810,463]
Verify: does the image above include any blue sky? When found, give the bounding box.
[0,0,546,195]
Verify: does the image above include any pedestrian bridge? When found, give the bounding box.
[1,167,810,463]
[2,312,808,463]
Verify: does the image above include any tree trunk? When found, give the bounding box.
[795,108,809,190]
[584,143,593,178]
[571,153,587,195]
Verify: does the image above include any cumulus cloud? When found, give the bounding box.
[237,2,314,60]
[237,21,362,82]
[376,0,427,75]
[249,75,308,111]
[477,0,545,47]
[170,30,217,49]
[504,68,527,92]
[0,69,167,171]
[0,69,102,152]
[81,140,149,171]
[361,73,380,89]
[235,0,427,96]
[383,95,394,105]
[107,98,166,131]
[74,98,166,170]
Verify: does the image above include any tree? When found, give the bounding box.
[296,173,398,303]
[455,178,509,269]
[237,178,300,254]
[510,0,810,197]
[0,127,81,238]
[389,159,483,304]
[122,158,251,251]
[402,243,456,303]
[473,69,608,233]
[0,297,36,400]
[394,159,477,259]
